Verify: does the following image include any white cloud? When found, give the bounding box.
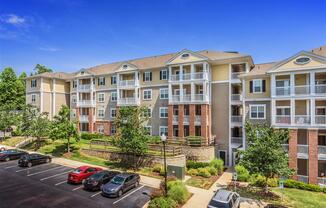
[1,14,26,26]
[39,47,61,52]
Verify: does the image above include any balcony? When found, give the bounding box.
[315,84,326,94]
[231,94,242,102]
[169,72,208,82]
[170,94,208,103]
[118,80,137,88]
[297,144,308,159]
[195,115,201,125]
[183,115,190,124]
[295,115,311,125]
[318,177,326,186]
[79,115,89,123]
[78,84,93,92]
[231,116,242,123]
[275,115,291,124]
[318,145,326,160]
[183,94,191,102]
[77,100,95,107]
[316,115,326,125]
[117,97,139,106]
[297,175,309,183]
[231,137,243,144]
[173,115,178,125]
[295,85,310,95]
[231,72,245,80]
[275,87,290,96]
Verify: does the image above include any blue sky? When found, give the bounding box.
[0,0,325,75]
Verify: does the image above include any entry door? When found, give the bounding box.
[218,151,226,166]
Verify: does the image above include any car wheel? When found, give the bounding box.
[5,157,10,162]
[134,181,139,188]
[82,179,86,184]
[46,158,50,163]
[27,162,32,168]
[118,190,123,197]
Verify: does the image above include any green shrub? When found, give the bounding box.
[167,180,190,204]
[186,136,204,147]
[148,136,161,144]
[210,158,224,174]
[284,179,324,192]
[267,178,279,187]
[197,167,211,178]
[148,197,178,208]
[186,160,210,169]
[206,166,218,176]
[187,168,199,176]
[235,165,250,182]
[250,174,267,187]
[153,164,163,173]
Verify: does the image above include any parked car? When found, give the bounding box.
[67,166,102,184]
[0,145,6,152]
[83,170,120,191]
[18,153,51,167]
[0,149,28,162]
[101,173,140,198]
[208,189,240,208]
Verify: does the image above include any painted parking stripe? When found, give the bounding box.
[15,163,53,172]
[72,186,83,191]
[55,180,67,186]
[113,185,144,205]
[4,165,17,169]
[90,191,102,198]
[40,170,71,181]
[27,166,63,176]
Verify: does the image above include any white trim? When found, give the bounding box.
[159,88,169,99]
[144,107,152,118]
[97,108,105,118]
[159,126,168,136]
[144,71,152,82]
[140,84,168,88]
[218,150,228,166]
[40,77,43,113]
[252,79,263,93]
[211,80,229,84]
[143,89,152,100]
[97,93,105,103]
[244,98,271,101]
[160,69,168,80]
[159,107,168,118]
[110,91,117,102]
[249,104,266,119]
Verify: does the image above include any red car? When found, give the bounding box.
[67,166,102,184]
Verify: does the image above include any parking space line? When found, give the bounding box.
[113,185,144,205]
[90,191,102,198]
[4,165,17,169]
[72,186,83,191]
[27,166,63,176]
[40,170,71,181]
[55,180,67,186]
[16,163,53,172]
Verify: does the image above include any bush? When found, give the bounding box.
[235,165,250,182]
[81,133,102,140]
[186,160,210,169]
[167,180,190,204]
[153,164,163,173]
[148,197,178,208]
[197,167,211,178]
[267,178,279,187]
[206,166,218,176]
[210,158,224,174]
[148,136,161,144]
[186,136,204,147]
[187,168,199,176]
[284,179,325,192]
[250,174,267,187]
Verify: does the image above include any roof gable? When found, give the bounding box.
[115,62,138,72]
[166,49,208,65]
[75,69,93,77]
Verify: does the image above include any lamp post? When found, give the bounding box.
[161,133,168,196]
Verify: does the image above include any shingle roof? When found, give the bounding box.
[241,62,277,78]
[27,72,73,80]
[311,45,326,57]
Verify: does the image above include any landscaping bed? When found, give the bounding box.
[0,136,27,147]
[185,175,219,189]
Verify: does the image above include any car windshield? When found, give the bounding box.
[72,168,84,174]
[1,150,16,154]
[111,176,124,185]
[91,172,106,180]
[209,200,228,208]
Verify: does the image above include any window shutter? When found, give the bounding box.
[103,77,106,85]
[150,72,152,81]
[262,80,266,92]
[143,73,145,82]
[160,71,162,80]
[98,78,100,85]
[111,77,113,84]
[250,81,253,93]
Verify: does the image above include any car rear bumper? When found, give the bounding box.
[101,191,118,198]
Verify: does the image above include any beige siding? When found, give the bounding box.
[43,92,52,117]
[169,54,204,65]
[26,78,41,92]
[26,93,40,108]
[276,56,325,71]
[43,78,51,92]
[56,93,70,114]
[211,64,229,81]
[140,68,168,86]
[55,79,70,93]
[245,77,270,99]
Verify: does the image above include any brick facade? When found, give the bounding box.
[168,105,173,138]
[178,105,184,138]
[189,104,195,135]
[89,107,94,133]
[94,121,111,135]
[308,129,318,184]
[288,129,298,180]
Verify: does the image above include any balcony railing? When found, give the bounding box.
[193,94,205,101]
[173,115,178,124]
[79,115,89,123]
[170,94,207,103]
[317,177,326,186]
[316,115,326,125]
[231,94,242,101]
[118,80,136,87]
[275,115,291,124]
[275,86,291,96]
[297,175,309,183]
[315,84,326,94]
[231,116,242,123]
[183,94,191,101]
[231,137,243,144]
[169,72,208,81]
[297,144,308,158]
[231,72,245,80]
[77,100,95,107]
[78,84,93,91]
[182,73,191,80]
[183,115,190,124]
[195,115,201,125]
[318,145,326,160]
[192,72,206,80]
[295,85,310,95]
[295,115,311,125]
[118,97,139,105]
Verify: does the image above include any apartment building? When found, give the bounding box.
[25,46,326,184]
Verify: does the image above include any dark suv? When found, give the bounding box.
[18,153,51,167]
[101,173,140,197]
[208,189,240,208]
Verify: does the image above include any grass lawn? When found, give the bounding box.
[185,175,219,189]
[272,188,326,208]
[0,136,27,147]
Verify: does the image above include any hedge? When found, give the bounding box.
[284,179,326,192]
[186,160,210,169]
[148,197,178,208]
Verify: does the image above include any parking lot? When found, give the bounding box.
[0,160,153,208]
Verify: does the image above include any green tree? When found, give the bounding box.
[239,122,293,193]
[113,106,150,169]
[0,108,17,139]
[28,109,51,149]
[49,105,78,153]
[33,64,52,75]
[19,105,36,138]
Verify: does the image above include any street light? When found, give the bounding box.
[160,133,168,196]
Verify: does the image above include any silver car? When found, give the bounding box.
[208,189,240,208]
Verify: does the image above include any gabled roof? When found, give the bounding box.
[311,45,326,57]
[26,72,73,80]
[240,62,277,78]
[165,49,209,65]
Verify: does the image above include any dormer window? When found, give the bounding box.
[181,53,190,59]
[294,57,311,65]
[81,71,85,75]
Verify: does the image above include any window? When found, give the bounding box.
[98,77,105,86]
[143,89,152,100]
[98,125,104,134]
[31,94,36,103]
[71,111,76,118]
[144,126,152,135]
[276,107,290,115]
[111,75,117,84]
[159,126,168,136]
[160,69,168,80]
[72,95,77,103]
[98,93,105,102]
[31,79,37,88]
[160,107,168,118]
[253,79,262,93]
[143,71,152,82]
[143,107,152,118]
[98,109,105,118]
[181,53,190,59]
[111,125,116,135]
[160,88,168,99]
[111,91,117,101]
[110,108,116,118]
[295,57,311,65]
[250,105,265,119]
[72,81,77,88]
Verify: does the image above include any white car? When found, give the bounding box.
[0,145,6,152]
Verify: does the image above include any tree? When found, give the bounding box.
[239,122,293,193]
[33,64,52,75]
[0,107,17,139]
[49,105,78,153]
[113,106,150,169]
[28,109,51,149]
[19,105,36,138]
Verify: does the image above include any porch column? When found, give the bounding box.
[271,99,276,125]
[189,104,195,136]
[271,74,275,97]
[178,105,184,138]
[308,129,318,184]
[289,128,298,180]
[310,71,315,95]
[201,104,208,145]
[291,99,295,125]
[290,73,295,96]
[168,105,174,139]
[311,99,316,126]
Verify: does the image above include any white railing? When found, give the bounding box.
[195,115,201,124]
[78,84,92,91]
[170,94,206,102]
[231,137,243,144]
[183,115,190,124]
[316,115,326,125]
[183,94,191,101]
[295,85,310,95]
[77,100,95,107]
[275,87,291,96]
[315,84,326,94]
[231,94,242,101]
[173,115,178,124]
[318,177,326,186]
[297,144,308,158]
[318,145,326,160]
[170,74,180,81]
[79,115,89,123]
[193,94,204,101]
[182,73,191,80]
[275,115,291,124]
[231,116,242,123]
[192,72,205,80]
[118,97,138,105]
[231,72,245,79]
[295,115,311,125]
[172,95,180,102]
[118,80,136,87]
[297,175,309,183]
[169,72,208,81]
[282,144,289,152]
